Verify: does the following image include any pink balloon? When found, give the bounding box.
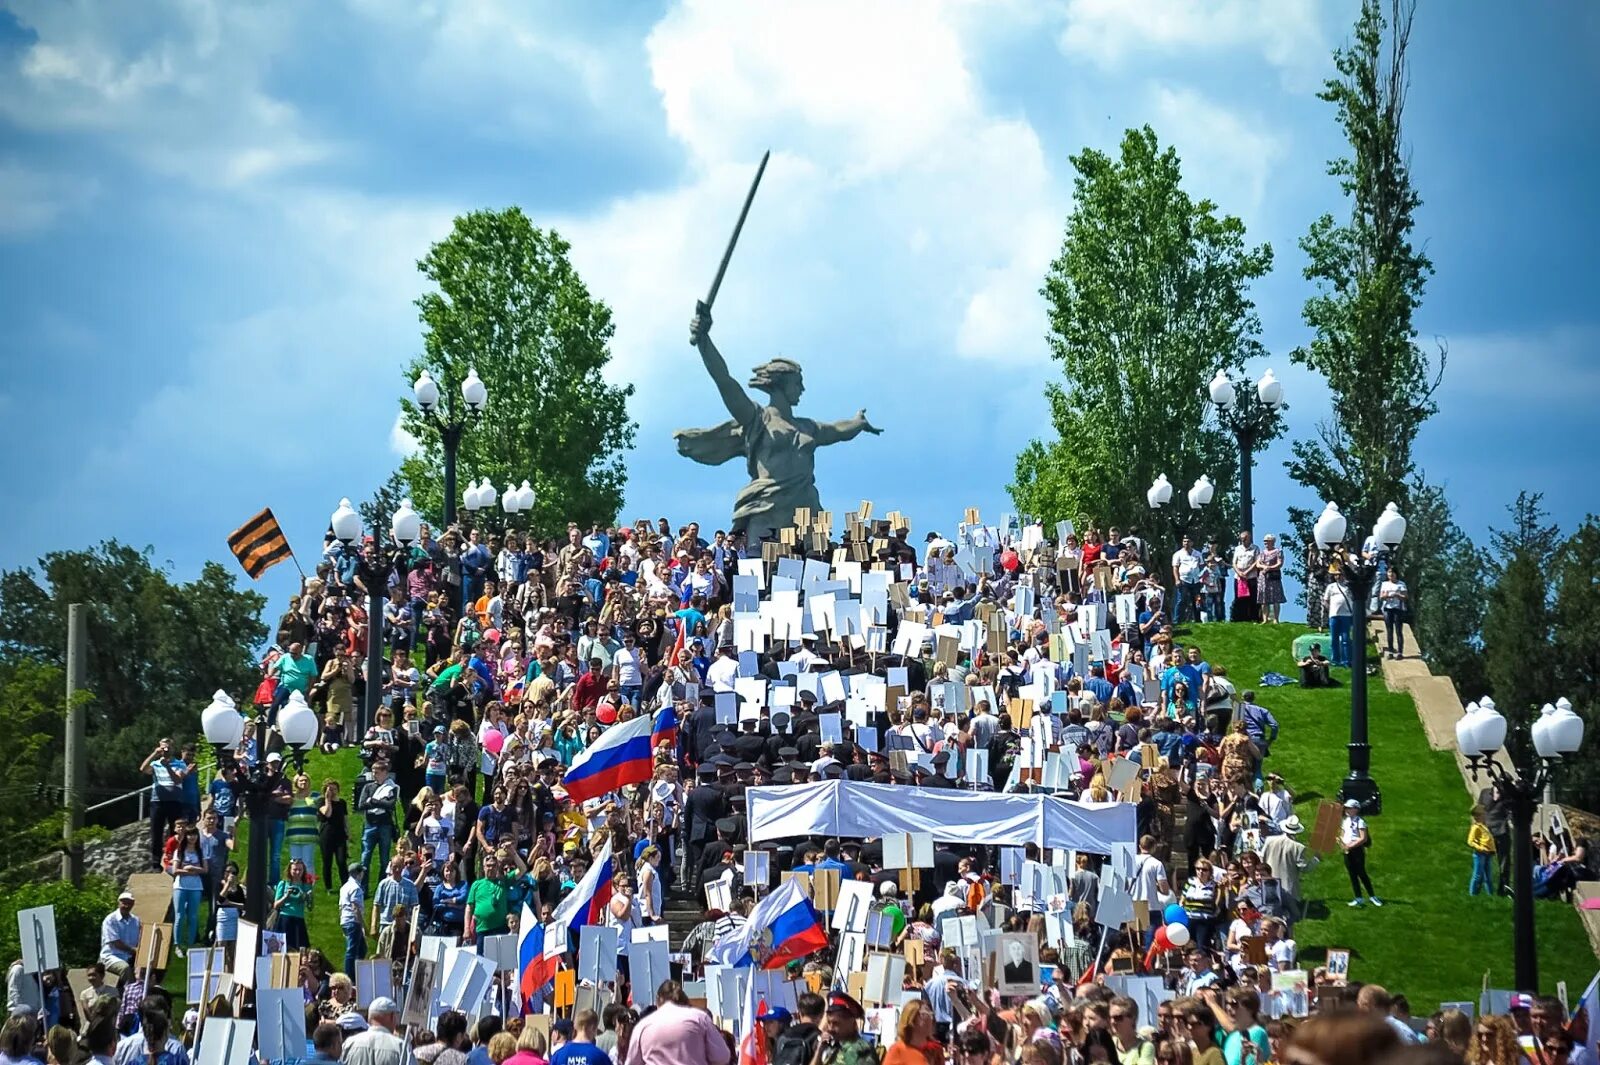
[483,730,505,755]
[484,628,501,644]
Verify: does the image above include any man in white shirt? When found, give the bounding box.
[99,892,141,981]
[1258,774,1294,827]
[611,632,645,708]
[706,644,740,693]
[1171,536,1205,623]
[343,997,406,1065]
[338,862,366,977]
[1128,835,1171,949]
[1323,579,1353,667]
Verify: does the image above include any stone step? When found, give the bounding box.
[123,871,175,930]
[1572,882,1600,959]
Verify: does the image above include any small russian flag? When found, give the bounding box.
[561,715,655,805]
[652,704,679,753]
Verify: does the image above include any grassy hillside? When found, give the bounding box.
[1185,621,1594,1009]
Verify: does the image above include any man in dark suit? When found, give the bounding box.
[685,764,729,877]
[1001,938,1034,987]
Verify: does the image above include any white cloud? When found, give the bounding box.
[389,411,420,457]
[1436,325,1600,406]
[1059,0,1332,83]
[1150,85,1286,221]
[0,0,331,187]
[0,163,98,235]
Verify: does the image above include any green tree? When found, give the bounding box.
[361,468,424,537]
[1481,493,1560,766]
[0,542,267,806]
[0,658,71,867]
[1403,476,1487,694]
[398,208,637,539]
[1011,126,1274,560]
[1286,0,1442,540]
[1551,516,1600,808]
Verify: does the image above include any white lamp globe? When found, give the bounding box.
[463,480,483,512]
[478,480,498,509]
[462,368,488,412]
[516,480,535,510]
[1476,702,1508,756]
[330,498,362,545]
[1313,503,1348,551]
[413,370,440,413]
[1543,698,1585,758]
[1208,371,1237,409]
[1257,368,1284,407]
[1373,503,1407,549]
[1147,474,1173,509]
[201,690,246,748]
[392,499,422,546]
[1187,475,1214,508]
[278,691,318,751]
[1456,702,1484,758]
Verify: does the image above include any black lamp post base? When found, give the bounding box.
[1339,773,1382,815]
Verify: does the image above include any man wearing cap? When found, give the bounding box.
[99,892,141,983]
[1258,812,1316,913]
[817,992,875,1064]
[685,765,729,879]
[357,759,400,892]
[343,996,405,1065]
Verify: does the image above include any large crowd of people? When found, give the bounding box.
[4,512,1590,1065]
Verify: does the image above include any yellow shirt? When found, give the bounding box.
[1468,822,1496,853]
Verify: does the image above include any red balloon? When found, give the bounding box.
[1001,549,1020,572]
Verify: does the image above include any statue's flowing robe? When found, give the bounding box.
[675,405,855,539]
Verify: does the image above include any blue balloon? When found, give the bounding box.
[1163,904,1189,927]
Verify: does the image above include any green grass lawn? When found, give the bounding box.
[1184,621,1595,1009]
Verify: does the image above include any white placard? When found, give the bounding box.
[354,959,393,1007]
[578,925,620,983]
[419,935,457,966]
[257,987,304,1064]
[480,933,518,972]
[631,936,671,1004]
[17,906,58,974]
[1096,885,1135,931]
[195,1019,255,1065]
[832,880,875,932]
[705,878,732,913]
[744,850,771,887]
[186,947,227,1002]
[441,947,496,1011]
[231,920,259,989]
[819,713,843,745]
[965,748,989,785]
[715,692,738,725]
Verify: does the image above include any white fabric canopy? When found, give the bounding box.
[746,780,1136,853]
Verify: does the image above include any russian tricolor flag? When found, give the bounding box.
[517,903,558,1009]
[543,839,616,960]
[652,704,679,753]
[706,879,829,970]
[562,714,655,805]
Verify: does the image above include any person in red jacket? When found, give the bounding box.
[573,658,607,714]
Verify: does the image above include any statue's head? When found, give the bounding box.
[748,358,804,404]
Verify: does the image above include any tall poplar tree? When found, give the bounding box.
[1011,126,1274,556]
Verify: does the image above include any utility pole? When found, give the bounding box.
[62,603,87,886]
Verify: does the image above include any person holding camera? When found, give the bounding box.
[357,759,400,892]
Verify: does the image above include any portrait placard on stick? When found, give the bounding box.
[355,960,393,1007]
[137,923,172,973]
[402,958,437,1027]
[744,850,771,888]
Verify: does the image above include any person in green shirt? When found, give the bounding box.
[272,857,315,950]
[877,881,907,940]
[464,852,513,941]
[271,642,318,713]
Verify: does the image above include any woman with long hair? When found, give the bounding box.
[271,857,314,950]
[168,821,207,952]
[1465,1015,1521,1065]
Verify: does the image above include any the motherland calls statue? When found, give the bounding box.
[674,304,881,543]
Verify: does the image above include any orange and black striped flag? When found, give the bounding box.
[227,508,294,579]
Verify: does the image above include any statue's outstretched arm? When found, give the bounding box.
[815,409,884,446]
[689,306,756,427]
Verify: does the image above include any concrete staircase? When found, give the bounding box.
[1371,620,1600,960]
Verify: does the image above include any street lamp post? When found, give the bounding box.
[1207,369,1286,537]
[1148,474,1214,618]
[200,690,316,927]
[1314,501,1407,814]
[413,368,488,530]
[1458,696,1585,991]
[332,497,423,737]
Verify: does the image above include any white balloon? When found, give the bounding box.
[1165,923,1191,947]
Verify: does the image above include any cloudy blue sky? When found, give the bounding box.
[2,0,1597,615]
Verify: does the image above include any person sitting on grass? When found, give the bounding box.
[1297,644,1332,689]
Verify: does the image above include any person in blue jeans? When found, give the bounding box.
[358,759,400,891]
[338,862,367,976]
[1468,805,1497,896]
[168,821,207,951]
[263,751,293,886]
